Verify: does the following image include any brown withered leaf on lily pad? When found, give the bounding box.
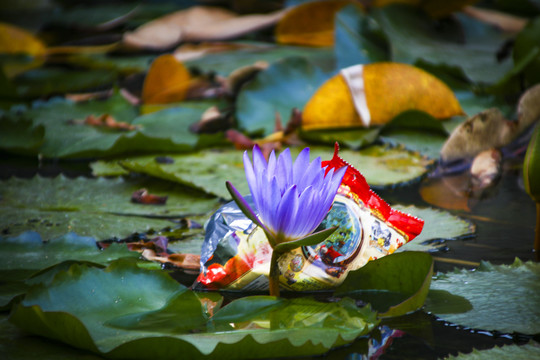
[123,6,286,50]
[142,54,191,104]
[302,63,463,131]
[440,84,540,162]
[275,0,361,46]
[74,114,138,131]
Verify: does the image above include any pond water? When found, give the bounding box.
[0,150,537,359]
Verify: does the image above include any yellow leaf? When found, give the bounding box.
[0,22,46,77]
[302,62,463,131]
[142,54,191,105]
[275,0,360,47]
[0,22,45,56]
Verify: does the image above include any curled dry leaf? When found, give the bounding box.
[123,6,286,50]
[470,148,502,192]
[142,54,191,104]
[462,6,528,33]
[225,61,269,95]
[71,114,138,131]
[276,0,360,46]
[302,62,463,131]
[441,84,540,162]
[65,90,113,102]
[142,249,201,271]
[190,106,233,133]
[226,109,303,158]
[131,188,168,205]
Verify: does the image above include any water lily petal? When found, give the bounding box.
[252,144,267,178]
[292,147,311,184]
[265,176,282,234]
[243,150,258,205]
[276,148,293,194]
[275,185,298,241]
[297,157,323,192]
[267,150,276,178]
[292,185,316,238]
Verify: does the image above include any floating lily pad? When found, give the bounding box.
[446,342,540,360]
[371,5,513,85]
[426,259,540,334]
[0,232,136,281]
[236,56,331,136]
[117,145,432,199]
[10,260,378,359]
[0,68,116,99]
[395,205,476,252]
[119,149,248,199]
[1,95,225,158]
[299,127,380,150]
[379,110,449,159]
[336,251,433,317]
[0,175,219,240]
[185,42,335,76]
[0,116,44,154]
[90,160,129,177]
[0,314,105,360]
[334,4,388,69]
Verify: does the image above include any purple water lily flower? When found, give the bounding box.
[242,145,346,243]
[225,145,346,296]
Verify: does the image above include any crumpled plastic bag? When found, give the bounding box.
[193,145,424,291]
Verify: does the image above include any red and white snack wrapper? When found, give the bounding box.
[193,144,424,291]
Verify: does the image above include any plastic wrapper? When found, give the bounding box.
[193,145,424,291]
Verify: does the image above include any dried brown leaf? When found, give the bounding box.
[131,188,168,205]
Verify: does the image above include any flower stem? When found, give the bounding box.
[535,203,540,262]
[269,249,282,297]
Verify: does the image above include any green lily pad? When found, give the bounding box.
[0,314,105,360]
[1,94,225,158]
[48,4,139,29]
[0,232,135,275]
[426,259,540,334]
[185,42,335,76]
[0,175,219,240]
[446,342,540,360]
[335,252,433,317]
[119,149,248,199]
[64,53,156,76]
[514,18,540,87]
[0,68,116,99]
[371,5,513,85]
[90,160,129,177]
[236,56,331,136]
[395,205,476,252]
[117,145,432,199]
[334,4,389,69]
[380,110,449,159]
[0,116,44,154]
[306,145,433,189]
[299,127,380,150]
[10,260,378,359]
